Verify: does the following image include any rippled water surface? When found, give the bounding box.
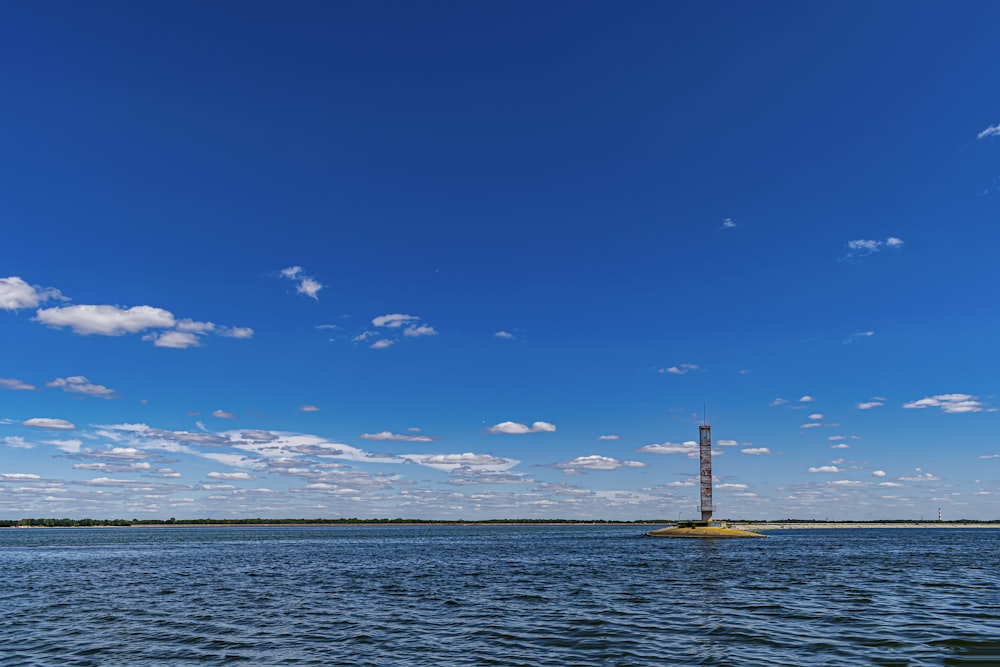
[2,526,999,665]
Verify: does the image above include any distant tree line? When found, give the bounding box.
[1,517,674,527]
[3,517,998,528]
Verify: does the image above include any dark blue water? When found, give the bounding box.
[1,526,998,665]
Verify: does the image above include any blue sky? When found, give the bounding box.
[2,1,999,520]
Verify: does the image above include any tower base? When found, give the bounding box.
[645,521,766,538]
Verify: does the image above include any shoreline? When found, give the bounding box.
[732,522,1000,530]
[8,520,1000,530]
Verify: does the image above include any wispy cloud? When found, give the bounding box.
[46,376,117,399]
[554,455,645,472]
[400,453,519,473]
[212,410,236,419]
[741,447,771,455]
[488,421,556,434]
[903,393,986,414]
[597,435,620,441]
[300,405,320,413]
[373,314,418,328]
[843,237,904,260]
[207,471,255,481]
[403,324,437,337]
[279,266,323,300]
[360,314,438,348]
[856,399,884,410]
[659,363,699,375]
[637,441,697,455]
[494,330,515,340]
[721,217,736,229]
[360,431,436,443]
[807,465,843,473]
[22,417,76,430]
[898,469,939,482]
[977,122,1000,140]
[843,331,875,344]
[0,377,36,391]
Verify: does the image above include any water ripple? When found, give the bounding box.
[2,526,1000,665]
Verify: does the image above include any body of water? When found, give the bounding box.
[1,525,998,665]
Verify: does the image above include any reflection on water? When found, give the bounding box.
[1,526,999,666]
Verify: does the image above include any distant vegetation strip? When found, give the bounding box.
[3,518,663,527]
[3,517,999,527]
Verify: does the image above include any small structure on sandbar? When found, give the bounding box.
[646,423,765,538]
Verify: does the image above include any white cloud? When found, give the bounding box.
[977,122,1000,140]
[0,473,42,480]
[494,331,515,339]
[145,331,202,348]
[219,326,254,339]
[978,454,999,460]
[831,443,850,449]
[843,237,904,259]
[771,398,788,406]
[741,447,771,455]
[3,436,32,448]
[872,470,887,477]
[373,314,418,328]
[716,483,748,491]
[360,431,435,443]
[279,266,324,300]
[175,319,216,334]
[799,395,814,403]
[297,278,323,299]
[660,363,699,375]
[808,465,843,473]
[721,217,736,229]
[300,405,320,413]
[41,439,82,453]
[857,400,884,410]
[0,276,62,310]
[903,393,984,414]
[898,472,939,482]
[808,413,823,420]
[46,376,117,399]
[400,452,518,472]
[206,471,255,481]
[370,339,394,350]
[36,304,175,335]
[555,455,645,471]
[0,377,35,391]
[488,421,556,434]
[637,441,697,455]
[404,324,437,337]
[212,410,236,419]
[716,439,739,446]
[597,435,620,441]
[22,417,76,430]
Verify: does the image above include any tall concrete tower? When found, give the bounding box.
[645,423,765,537]
[699,424,713,523]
